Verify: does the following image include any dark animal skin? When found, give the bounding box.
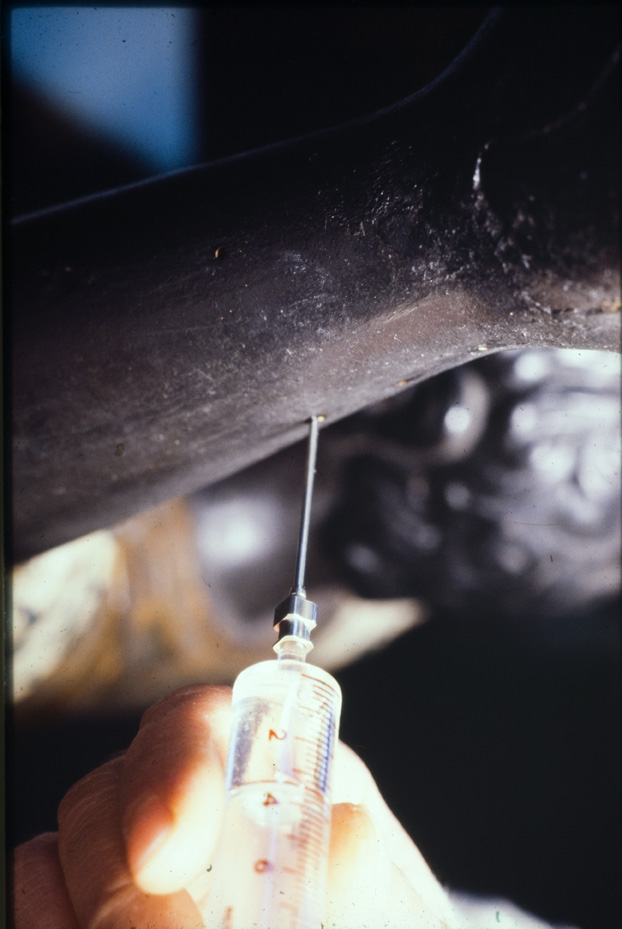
[9,6,620,562]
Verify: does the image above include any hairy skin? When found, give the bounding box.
[10,7,619,561]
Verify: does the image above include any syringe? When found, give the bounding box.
[202,416,343,929]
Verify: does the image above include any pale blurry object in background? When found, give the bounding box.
[11,498,423,718]
[12,530,123,705]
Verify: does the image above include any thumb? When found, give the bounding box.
[57,758,203,929]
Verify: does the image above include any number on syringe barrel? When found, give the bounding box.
[268,728,286,741]
[249,791,327,881]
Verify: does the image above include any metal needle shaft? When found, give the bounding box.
[293,415,320,596]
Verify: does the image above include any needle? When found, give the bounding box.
[274,415,324,647]
[293,414,321,597]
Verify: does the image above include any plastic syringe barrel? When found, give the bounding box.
[202,656,342,929]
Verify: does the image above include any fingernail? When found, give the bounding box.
[124,793,175,875]
[329,802,385,886]
[327,802,393,925]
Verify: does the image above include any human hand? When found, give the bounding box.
[13,685,454,928]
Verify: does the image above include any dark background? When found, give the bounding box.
[6,8,620,929]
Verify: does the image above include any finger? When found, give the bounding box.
[326,803,452,929]
[13,833,81,929]
[329,743,454,927]
[119,684,232,894]
[58,756,203,929]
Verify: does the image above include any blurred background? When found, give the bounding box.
[6,7,621,929]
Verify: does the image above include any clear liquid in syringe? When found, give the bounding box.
[201,657,342,929]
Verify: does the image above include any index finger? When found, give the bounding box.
[119,684,232,894]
